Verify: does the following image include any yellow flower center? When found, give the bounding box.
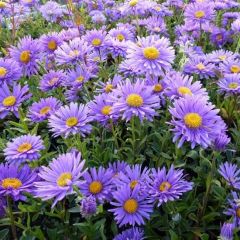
[130,180,138,189]
[76,76,84,83]
[178,86,192,95]
[116,34,125,42]
[17,142,32,153]
[48,40,57,50]
[195,10,205,18]
[216,34,223,41]
[66,117,78,127]
[154,27,161,32]
[159,181,172,192]
[0,1,6,8]
[39,106,51,115]
[218,55,226,61]
[230,65,240,74]
[93,57,100,62]
[101,105,112,115]
[0,67,7,77]
[48,77,59,86]
[105,84,113,93]
[143,47,160,60]
[184,113,202,129]
[1,178,22,189]
[92,38,102,46]
[153,83,163,92]
[123,198,138,213]
[236,208,240,218]
[20,50,31,64]
[2,96,16,107]
[69,50,79,57]
[228,82,238,89]
[129,0,138,6]
[89,181,103,194]
[126,94,143,107]
[155,6,161,11]
[196,63,205,70]
[57,172,72,187]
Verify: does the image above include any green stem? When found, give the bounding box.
[131,117,136,163]
[110,119,119,149]
[7,196,17,240]
[235,34,240,53]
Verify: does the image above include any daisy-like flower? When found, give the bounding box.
[0,164,37,201]
[10,36,41,76]
[96,75,122,94]
[0,58,22,85]
[220,222,234,240]
[213,133,230,151]
[231,18,240,33]
[4,134,44,164]
[108,27,135,42]
[143,16,167,35]
[108,161,129,177]
[110,185,153,226]
[88,93,118,126]
[126,35,175,76]
[55,38,93,66]
[218,74,240,96]
[34,152,86,207]
[81,167,113,202]
[210,27,231,48]
[83,29,107,50]
[220,60,240,75]
[120,0,151,16]
[183,56,216,79]
[219,162,240,190]
[149,165,193,206]
[184,2,215,25]
[225,192,240,227]
[113,227,144,240]
[207,50,238,64]
[111,79,160,122]
[0,1,9,16]
[39,70,66,92]
[28,97,62,123]
[80,196,97,218]
[169,95,226,149]
[163,71,208,100]
[0,83,31,119]
[40,32,63,55]
[48,102,92,138]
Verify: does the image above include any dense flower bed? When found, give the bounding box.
[0,0,240,239]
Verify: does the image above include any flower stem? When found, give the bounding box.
[7,196,17,240]
[131,117,136,163]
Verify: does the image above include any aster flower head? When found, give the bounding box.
[40,32,63,54]
[108,161,129,176]
[28,97,62,123]
[0,83,31,119]
[80,195,97,218]
[120,0,152,16]
[113,227,144,240]
[110,185,153,226]
[220,60,240,75]
[149,165,193,206]
[213,133,230,151]
[225,192,240,227]
[207,50,238,64]
[231,18,240,33]
[96,74,122,94]
[34,152,86,207]
[39,70,66,92]
[81,167,113,203]
[111,79,160,122]
[49,102,92,138]
[169,95,226,149]
[163,71,208,100]
[0,164,37,201]
[0,58,22,85]
[108,27,135,42]
[126,35,175,76]
[4,134,44,164]
[220,222,234,240]
[143,16,167,35]
[218,162,240,190]
[218,74,240,96]
[210,27,231,47]
[83,29,107,50]
[10,36,41,76]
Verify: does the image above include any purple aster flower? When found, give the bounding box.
[143,16,167,35]
[34,152,86,207]
[59,29,81,42]
[40,32,63,55]
[20,0,38,7]
[207,50,238,64]
[219,162,240,190]
[106,38,128,58]
[220,60,240,75]
[0,163,37,201]
[225,192,240,227]
[149,165,193,206]
[113,227,144,240]
[80,195,97,218]
[91,11,106,24]
[120,0,152,16]
[184,2,215,25]
[183,56,216,79]
[10,36,41,76]
[81,167,113,203]
[28,97,62,123]
[213,133,230,151]
[96,74,122,94]
[4,134,44,164]
[119,59,141,77]
[64,86,82,103]
[150,3,173,17]
[218,74,240,96]
[0,58,22,85]
[111,79,160,122]
[49,102,92,138]
[108,27,135,42]
[231,19,240,33]
[108,161,129,176]
[0,83,31,119]
[110,185,153,226]
[88,93,118,126]
[163,71,208,100]
[169,95,226,149]
[210,27,231,47]
[39,70,66,92]
[126,35,175,76]
[220,222,234,240]
[83,29,107,51]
